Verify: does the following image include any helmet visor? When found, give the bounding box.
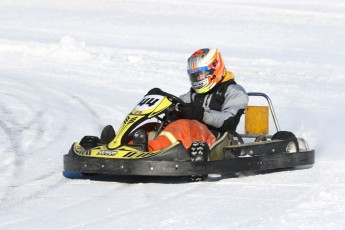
[188,68,215,85]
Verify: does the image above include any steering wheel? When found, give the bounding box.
[145,88,186,136]
[146,88,185,109]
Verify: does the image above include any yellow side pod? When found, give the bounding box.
[245,106,269,136]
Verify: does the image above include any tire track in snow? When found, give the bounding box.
[63,181,207,229]
[0,173,65,215]
[0,180,132,228]
[0,76,106,213]
[68,94,101,122]
[0,79,54,212]
[207,168,336,229]
[0,79,63,209]
[0,89,47,208]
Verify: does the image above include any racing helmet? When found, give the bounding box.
[187,48,225,94]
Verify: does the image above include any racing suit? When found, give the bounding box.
[148,71,248,152]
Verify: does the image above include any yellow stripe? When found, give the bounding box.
[159,131,177,144]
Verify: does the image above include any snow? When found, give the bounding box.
[0,0,345,229]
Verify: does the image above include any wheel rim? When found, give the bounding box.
[286,141,297,153]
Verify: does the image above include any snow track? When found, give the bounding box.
[0,76,107,216]
[0,77,66,212]
[1,0,345,229]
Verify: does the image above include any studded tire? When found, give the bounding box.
[80,135,100,149]
[189,141,209,182]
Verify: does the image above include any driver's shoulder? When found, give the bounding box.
[179,91,192,103]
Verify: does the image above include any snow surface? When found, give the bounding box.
[1,0,345,229]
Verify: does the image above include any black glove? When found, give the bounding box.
[147,88,165,95]
[179,103,204,122]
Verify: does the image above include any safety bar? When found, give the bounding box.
[247,92,281,132]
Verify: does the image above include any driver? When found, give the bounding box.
[141,48,248,151]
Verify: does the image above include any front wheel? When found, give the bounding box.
[80,136,100,149]
[189,141,209,182]
[271,131,299,153]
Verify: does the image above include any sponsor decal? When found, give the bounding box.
[216,89,222,96]
[97,150,117,156]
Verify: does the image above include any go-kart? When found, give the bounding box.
[63,88,315,181]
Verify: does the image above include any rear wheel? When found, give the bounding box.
[255,135,267,142]
[271,131,299,153]
[189,141,209,182]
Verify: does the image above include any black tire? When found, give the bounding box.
[100,125,116,145]
[189,142,209,182]
[271,131,299,153]
[80,136,100,149]
[255,135,267,142]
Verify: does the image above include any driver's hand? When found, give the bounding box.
[179,103,204,122]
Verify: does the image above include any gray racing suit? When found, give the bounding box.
[179,79,248,137]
